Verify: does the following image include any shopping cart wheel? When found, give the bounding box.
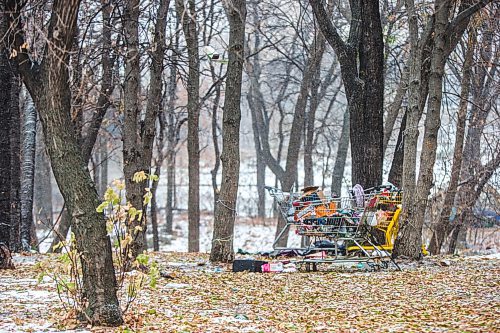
[367,262,381,271]
[305,262,318,272]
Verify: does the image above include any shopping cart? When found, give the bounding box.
[265,185,401,271]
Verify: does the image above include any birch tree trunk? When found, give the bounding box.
[20,91,37,251]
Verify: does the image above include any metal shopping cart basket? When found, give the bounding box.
[265,185,401,271]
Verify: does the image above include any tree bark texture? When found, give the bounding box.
[210,0,246,263]
[34,123,52,227]
[9,66,21,252]
[51,0,117,251]
[165,29,180,235]
[122,0,147,258]
[272,32,326,247]
[331,109,350,196]
[354,0,384,188]
[210,65,222,212]
[245,9,266,218]
[393,0,490,259]
[8,0,122,324]
[303,58,324,187]
[0,6,12,246]
[388,111,407,188]
[393,0,426,259]
[151,165,161,251]
[176,0,200,252]
[310,0,384,189]
[397,0,452,259]
[145,0,170,252]
[428,29,475,254]
[20,91,37,250]
[383,72,408,156]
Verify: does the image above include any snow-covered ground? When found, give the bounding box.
[158,213,302,253]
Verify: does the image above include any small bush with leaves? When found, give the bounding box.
[39,172,160,321]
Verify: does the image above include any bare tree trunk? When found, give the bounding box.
[122,0,147,258]
[303,60,325,187]
[142,0,170,253]
[245,7,266,218]
[331,109,350,196]
[34,126,52,228]
[210,67,222,211]
[176,0,200,252]
[165,149,175,235]
[310,0,384,189]
[8,0,123,323]
[0,8,12,246]
[388,111,407,188]
[50,0,117,251]
[165,24,179,236]
[150,165,161,251]
[393,0,426,259]
[210,0,246,263]
[20,90,37,251]
[9,63,21,252]
[383,73,408,156]
[93,134,108,198]
[428,29,475,254]
[394,0,492,260]
[409,0,451,257]
[273,32,326,247]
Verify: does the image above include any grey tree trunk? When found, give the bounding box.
[20,91,37,251]
[310,0,385,189]
[50,0,116,251]
[97,135,108,197]
[34,123,53,229]
[9,63,21,252]
[142,0,170,253]
[388,111,407,188]
[0,6,12,246]
[8,0,123,324]
[165,28,179,235]
[272,32,327,247]
[210,0,246,263]
[176,0,201,252]
[150,165,161,251]
[331,109,350,196]
[396,0,451,260]
[394,0,489,259]
[245,9,266,218]
[210,65,222,211]
[122,0,147,258]
[428,29,475,254]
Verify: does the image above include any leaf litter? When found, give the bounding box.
[0,252,498,332]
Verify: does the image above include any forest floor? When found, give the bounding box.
[0,252,499,333]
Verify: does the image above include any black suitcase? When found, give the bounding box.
[232,259,267,273]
